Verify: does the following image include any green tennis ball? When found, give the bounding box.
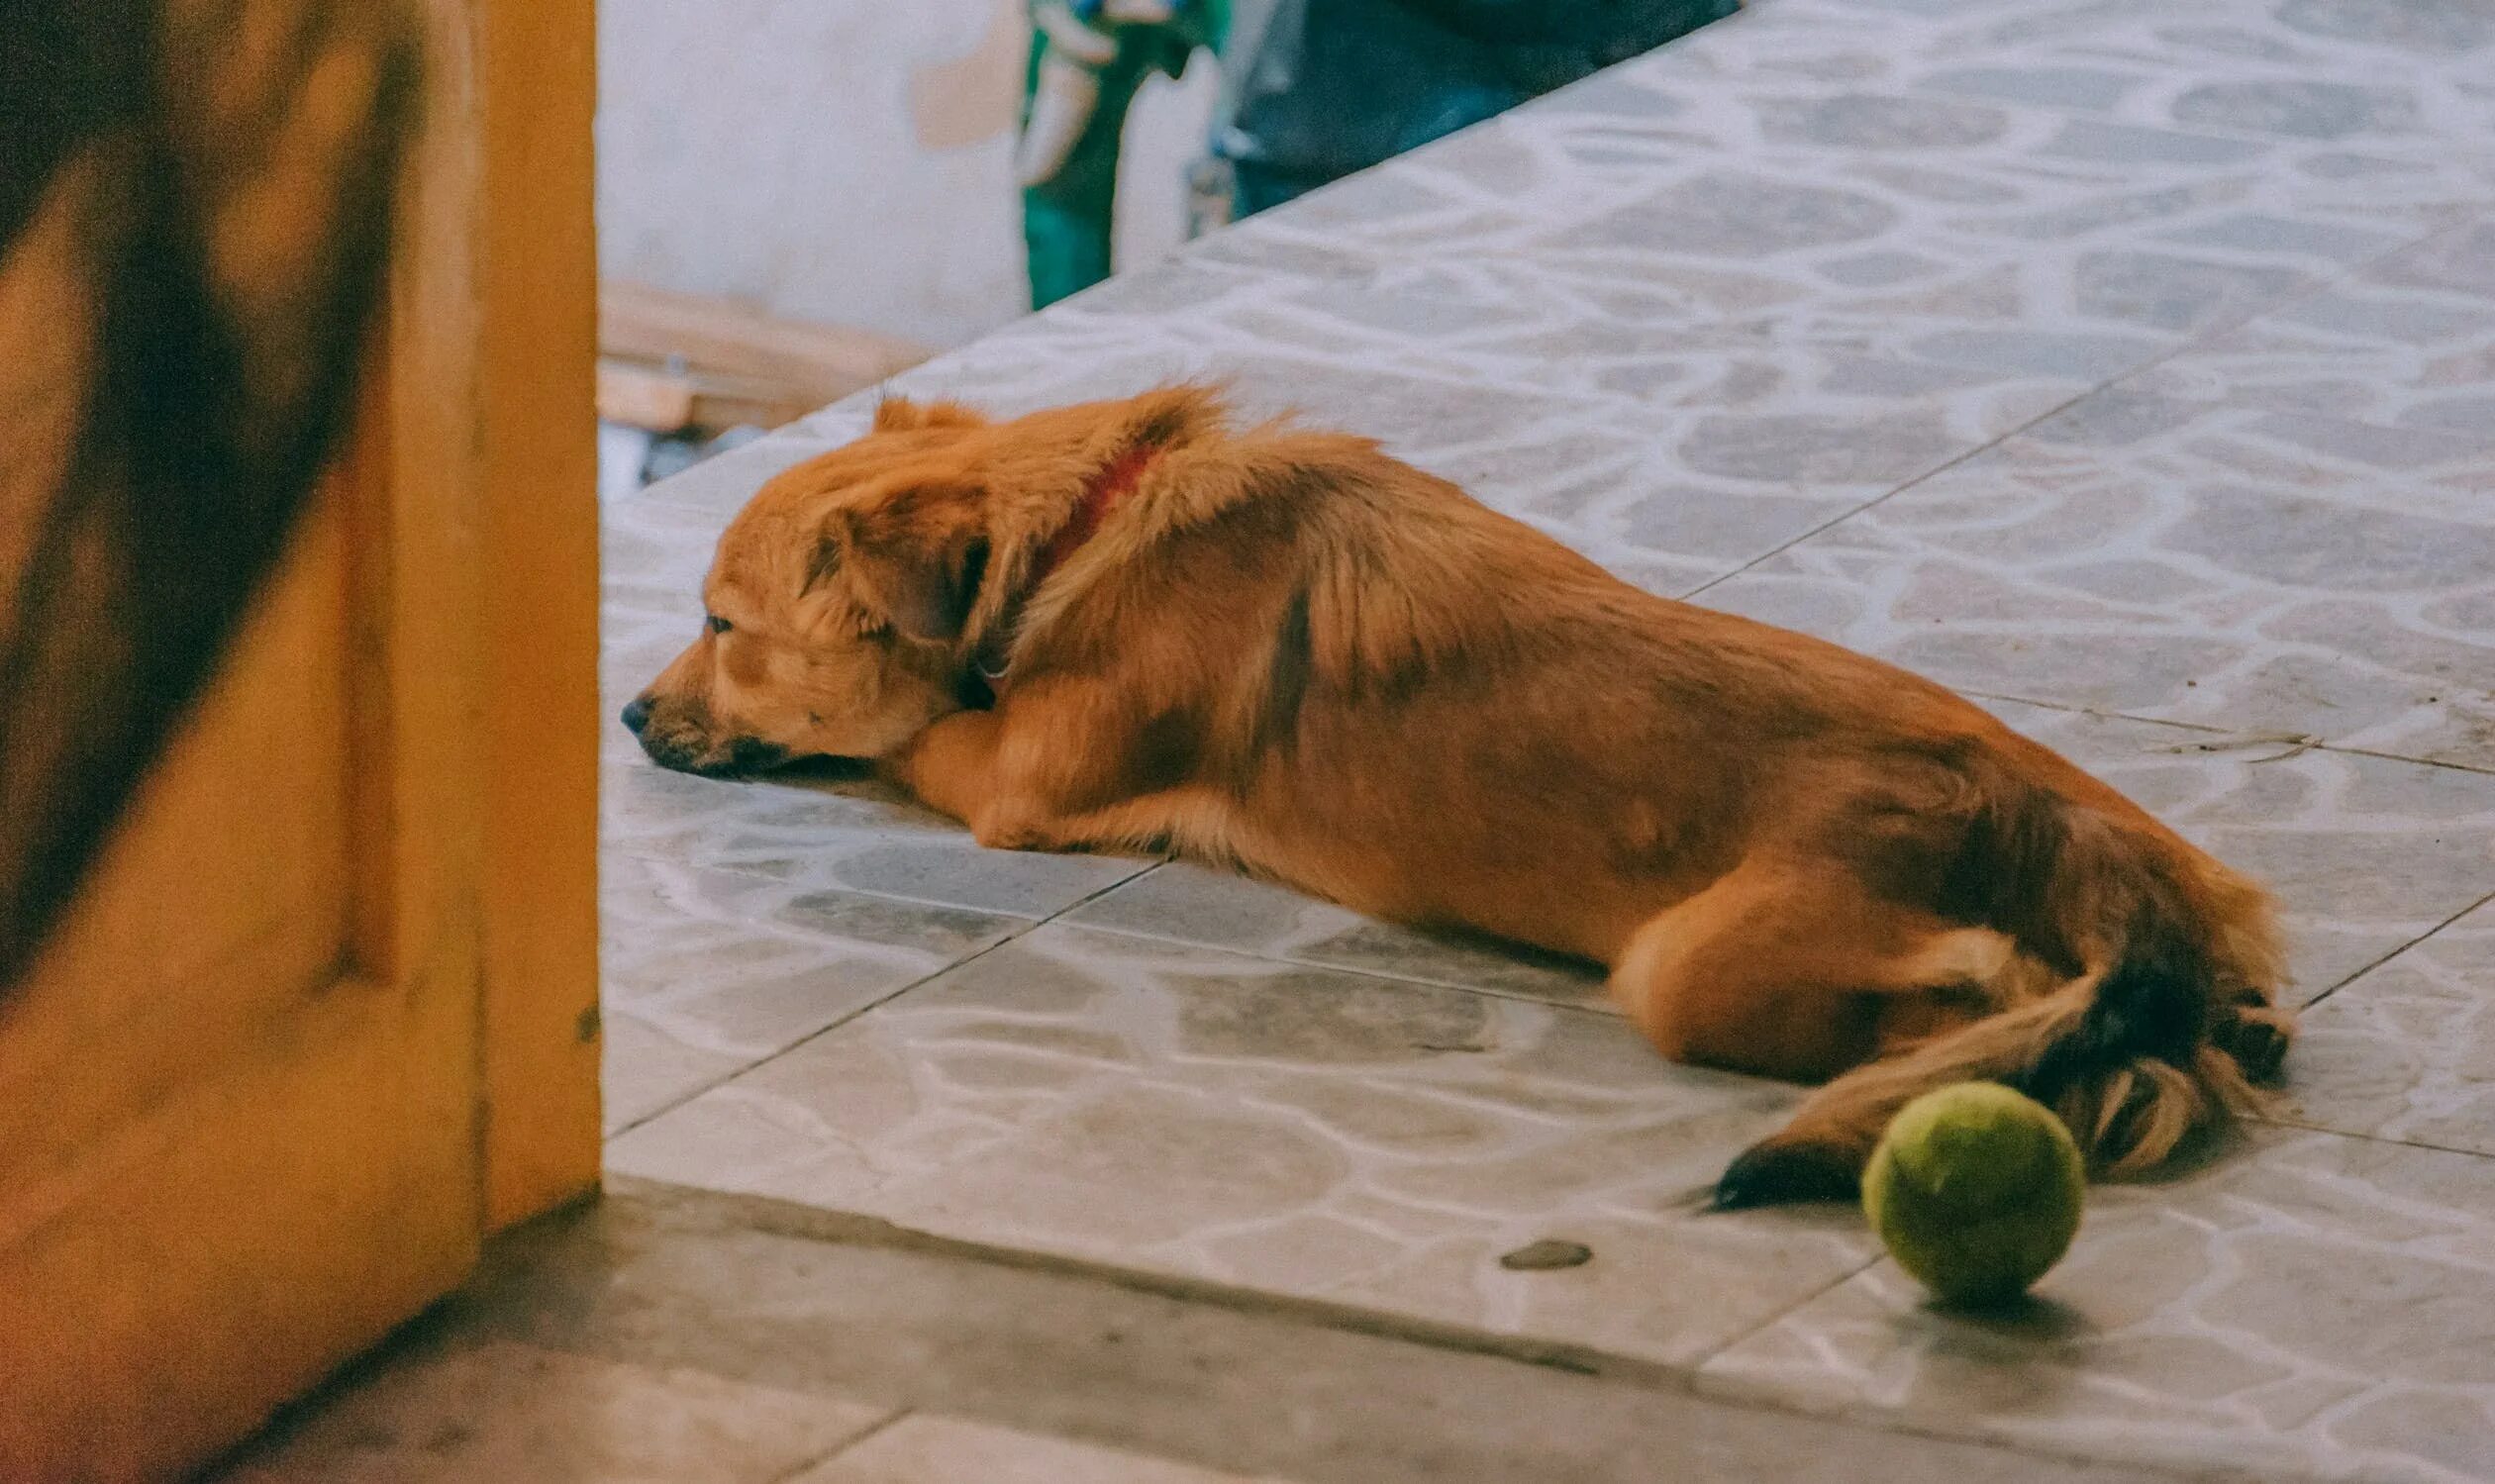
[1862,1082,2085,1307]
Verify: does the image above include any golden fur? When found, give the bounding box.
[628,387,2296,1206]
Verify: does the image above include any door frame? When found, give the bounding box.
[389,0,603,1231]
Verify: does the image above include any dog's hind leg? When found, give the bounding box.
[1609,855,2055,1207]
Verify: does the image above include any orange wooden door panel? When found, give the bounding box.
[0,496,354,1240]
[0,0,599,1477]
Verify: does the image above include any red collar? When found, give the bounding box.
[973,445,1158,687]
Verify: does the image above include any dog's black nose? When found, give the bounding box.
[620,697,650,735]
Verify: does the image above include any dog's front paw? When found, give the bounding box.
[1710,1139,1862,1211]
[968,810,1058,852]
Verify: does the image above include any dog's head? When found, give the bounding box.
[623,395,1003,774]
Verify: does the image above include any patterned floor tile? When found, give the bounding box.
[1695,0,2495,146]
[1974,700,2495,1000]
[221,1341,888,1484]
[1182,0,2495,347]
[1697,1130,2495,1484]
[1064,863,1610,1012]
[2174,223,2495,513]
[1701,237,2495,768]
[2291,897,2495,1158]
[1242,88,2472,311]
[603,757,1153,921]
[601,854,1025,1133]
[606,924,1877,1367]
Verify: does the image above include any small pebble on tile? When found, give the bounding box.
[1500,1239,1595,1271]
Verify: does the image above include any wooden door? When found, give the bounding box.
[0,0,599,1477]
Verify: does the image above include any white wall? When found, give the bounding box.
[597,0,1214,350]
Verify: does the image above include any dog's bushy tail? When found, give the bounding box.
[1973,768,2291,1172]
[1756,764,2293,1193]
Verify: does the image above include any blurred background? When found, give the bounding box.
[599,0,1214,351]
[594,0,1736,494]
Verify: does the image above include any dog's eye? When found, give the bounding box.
[706,614,733,635]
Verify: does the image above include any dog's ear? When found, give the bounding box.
[872,395,986,434]
[808,490,990,644]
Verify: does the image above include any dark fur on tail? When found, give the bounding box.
[1986,772,2291,1175]
[2011,926,2274,1175]
[1714,757,2293,1210]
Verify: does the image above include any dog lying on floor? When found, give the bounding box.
[623,386,2296,1207]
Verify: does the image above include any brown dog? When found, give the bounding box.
[626,386,2295,1206]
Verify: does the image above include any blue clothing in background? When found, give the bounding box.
[1219,0,1740,215]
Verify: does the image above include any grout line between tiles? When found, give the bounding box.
[1674,387,2100,605]
[599,830,1160,926]
[2261,741,2495,780]
[1682,1250,1884,1375]
[1675,211,2494,607]
[770,1407,915,1484]
[1952,688,2495,779]
[2250,1115,2495,1164]
[603,863,1168,1141]
[2298,885,2495,1012]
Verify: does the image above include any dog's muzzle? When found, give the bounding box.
[624,694,786,777]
